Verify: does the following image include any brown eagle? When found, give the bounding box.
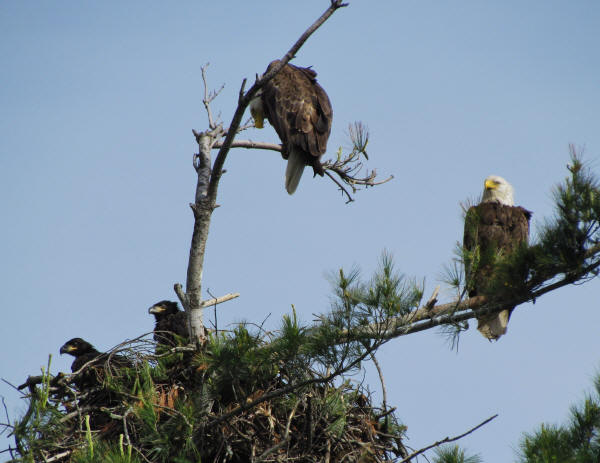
[463,175,531,340]
[250,60,333,194]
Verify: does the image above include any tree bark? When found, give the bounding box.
[180,129,221,344]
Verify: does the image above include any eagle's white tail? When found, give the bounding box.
[477,309,511,341]
[285,149,306,195]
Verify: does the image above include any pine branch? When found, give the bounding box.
[337,237,600,344]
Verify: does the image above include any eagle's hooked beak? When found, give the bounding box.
[484,179,498,190]
[60,344,76,355]
[148,305,166,315]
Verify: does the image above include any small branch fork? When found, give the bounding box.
[399,414,498,463]
[201,64,224,130]
[323,156,392,203]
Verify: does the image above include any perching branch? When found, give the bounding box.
[213,140,282,152]
[399,414,498,463]
[340,242,600,345]
[200,292,240,308]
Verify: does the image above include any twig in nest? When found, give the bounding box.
[254,400,300,462]
[44,449,72,462]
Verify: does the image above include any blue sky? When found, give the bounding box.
[1,1,599,461]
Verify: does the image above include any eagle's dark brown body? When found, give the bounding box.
[260,60,332,189]
[463,201,531,339]
[464,201,531,296]
[153,309,188,346]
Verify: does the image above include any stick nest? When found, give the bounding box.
[7,336,407,462]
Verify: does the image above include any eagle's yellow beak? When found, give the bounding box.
[148,305,166,314]
[251,108,264,129]
[60,344,76,354]
[484,179,497,190]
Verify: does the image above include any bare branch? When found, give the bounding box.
[200,292,240,308]
[237,117,257,133]
[1,397,10,427]
[174,282,187,308]
[322,157,393,190]
[325,170,355,203]
[213,140,282,152]
[280,0,349,69]
[425,285,440,311]
[399,414,498,463]
[370,353,388,415]
[201,63,224,129]
[321,123,393,199]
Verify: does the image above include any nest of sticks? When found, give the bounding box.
[7,337,407,462]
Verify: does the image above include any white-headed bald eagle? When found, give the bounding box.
[250,60,333,194]
[463,175,531,340]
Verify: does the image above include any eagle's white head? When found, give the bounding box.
[249,90,265,129]
[481,175,514,206]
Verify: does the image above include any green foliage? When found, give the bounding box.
[71,436,142,463]
[530,152,600,285]
[200,324,279,404]
[433,445,483,463]
[518,372,600,462]
[10,357,67,461]
[321,386,347,437]
[307,254,421,375]
[505,153,600,295]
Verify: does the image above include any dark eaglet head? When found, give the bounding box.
[148,300,180,320]
[59,338,97,356]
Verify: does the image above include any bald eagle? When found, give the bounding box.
[148,300,189,348]
[250,60,333,194]
[463,175,531,340]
